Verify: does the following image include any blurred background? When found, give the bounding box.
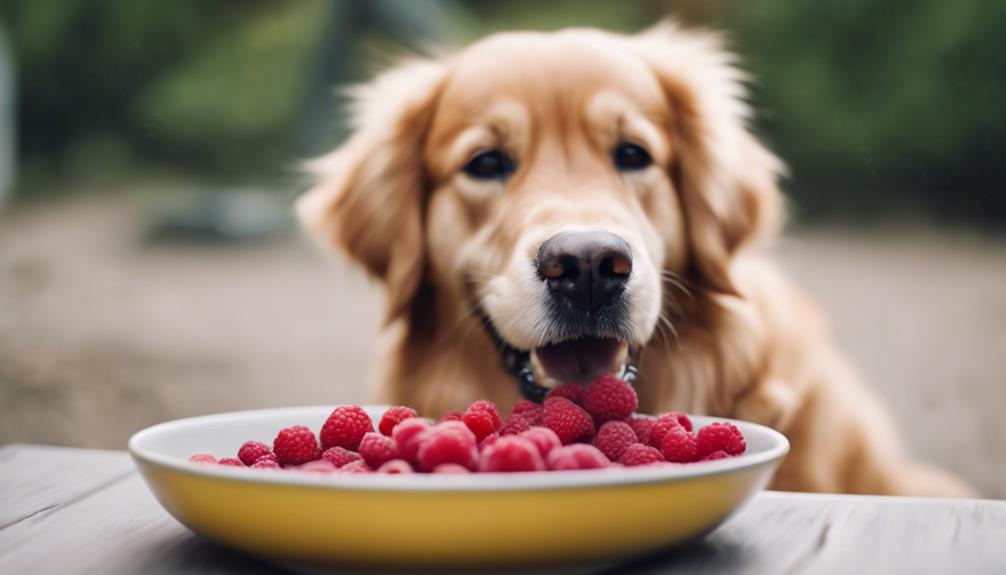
[0,1,1002,496]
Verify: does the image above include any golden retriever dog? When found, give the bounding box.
[298,22,972,496]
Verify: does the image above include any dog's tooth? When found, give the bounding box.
[529,350,560,390]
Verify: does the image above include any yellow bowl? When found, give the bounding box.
[129,406,788,571]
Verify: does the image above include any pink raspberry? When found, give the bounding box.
[547,383,584,404]
[339,460,372,474]
[500,413,535,436]
[218,457,245,467]
[479,432,500,451]
[649,413,690,447]
[518,427,562,459]
[696,422,746,456]
[392,417,432,462]
[358,432,399,469]
[618,444,666,466]
[702,450,731,461]
[660,428,700,463]
[540,397,595,445]
[320,405,374,451]
[581,374,638,423]
[416,421,479,472]
[627,416,656,443]
[273,425,320,465]
[250,458,281,469]
[462,409,497,441]
[546,444,611,470]
[467,400,502,429]
[592,421,638,461]
[378,406,417,436]
[255,452,279,464]
[297,460,337,474]
[189,454,216,464]
[320,446,362,468]
[237,441,273,466]
[377,459,414,474]
[432,463,471,474]
[479,436,546,472]
[439,411,463,423]
[510,399,543,418]
[666,412,694,432]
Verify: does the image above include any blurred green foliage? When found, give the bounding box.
[1,0,1003,223]
[722,0,1006,222]
[3,0,328,178]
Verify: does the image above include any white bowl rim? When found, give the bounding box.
[128,405,789,492]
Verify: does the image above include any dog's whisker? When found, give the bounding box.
[660,270,694,302]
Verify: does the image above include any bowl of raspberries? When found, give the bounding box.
[129,375,788,570]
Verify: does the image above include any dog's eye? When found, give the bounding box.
[463,150,514,181]
[613,143,652,171]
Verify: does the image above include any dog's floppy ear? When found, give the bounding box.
[297,58,446,322]
[630,22,785,296]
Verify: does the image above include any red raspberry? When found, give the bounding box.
[627,416,656,443]
[661,428,700,463]
[518,427,562,459]
[358,432,399,469]
[510,399,542,417]
[547,383,584,404]
[218,457,245,467]
[255,452,279,464]
[467,400,502,429]
[618,444,665,466]
[189,454,216,464]
[416,421,479,472]
[250,458,281,469]
[696,422,746,456]
[378,406,417,436]
[432,463,471,474]
[320,446,362,468]
[273,425,319,465]
[581,374,638,423]
[479,432,500,451]
[320,405,374,451]
[592,421,638,461]
[439,411,463,423]
[392,417,432,462]
[541,397,595,445]
[237,441,273,466]
[546,444,611,470]
[462,409,497,441]
[649,413,689,447]
[479,436,546,472]
[499,413,535,436]
[702,450,731,461]
[339,460,372,474]
[377,459,414,474]
[297,460,337,474]
[666,412,694,432]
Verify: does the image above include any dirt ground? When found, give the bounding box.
[1,195,1004,497]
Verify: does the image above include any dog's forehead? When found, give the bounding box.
[439,30,665,118]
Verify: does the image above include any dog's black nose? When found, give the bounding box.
[536,230,632,312]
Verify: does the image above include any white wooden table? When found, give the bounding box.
[2,444,1004,574]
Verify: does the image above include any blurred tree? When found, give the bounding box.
[0,0,1003,224]
[720,0,1006,223]
[1,0,328,180]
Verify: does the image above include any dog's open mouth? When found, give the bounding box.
[477,308,638,402]
[531,338,632,388]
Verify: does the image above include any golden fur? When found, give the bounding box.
[298,23,972,496]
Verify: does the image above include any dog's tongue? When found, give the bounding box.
[533,337,625,385]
